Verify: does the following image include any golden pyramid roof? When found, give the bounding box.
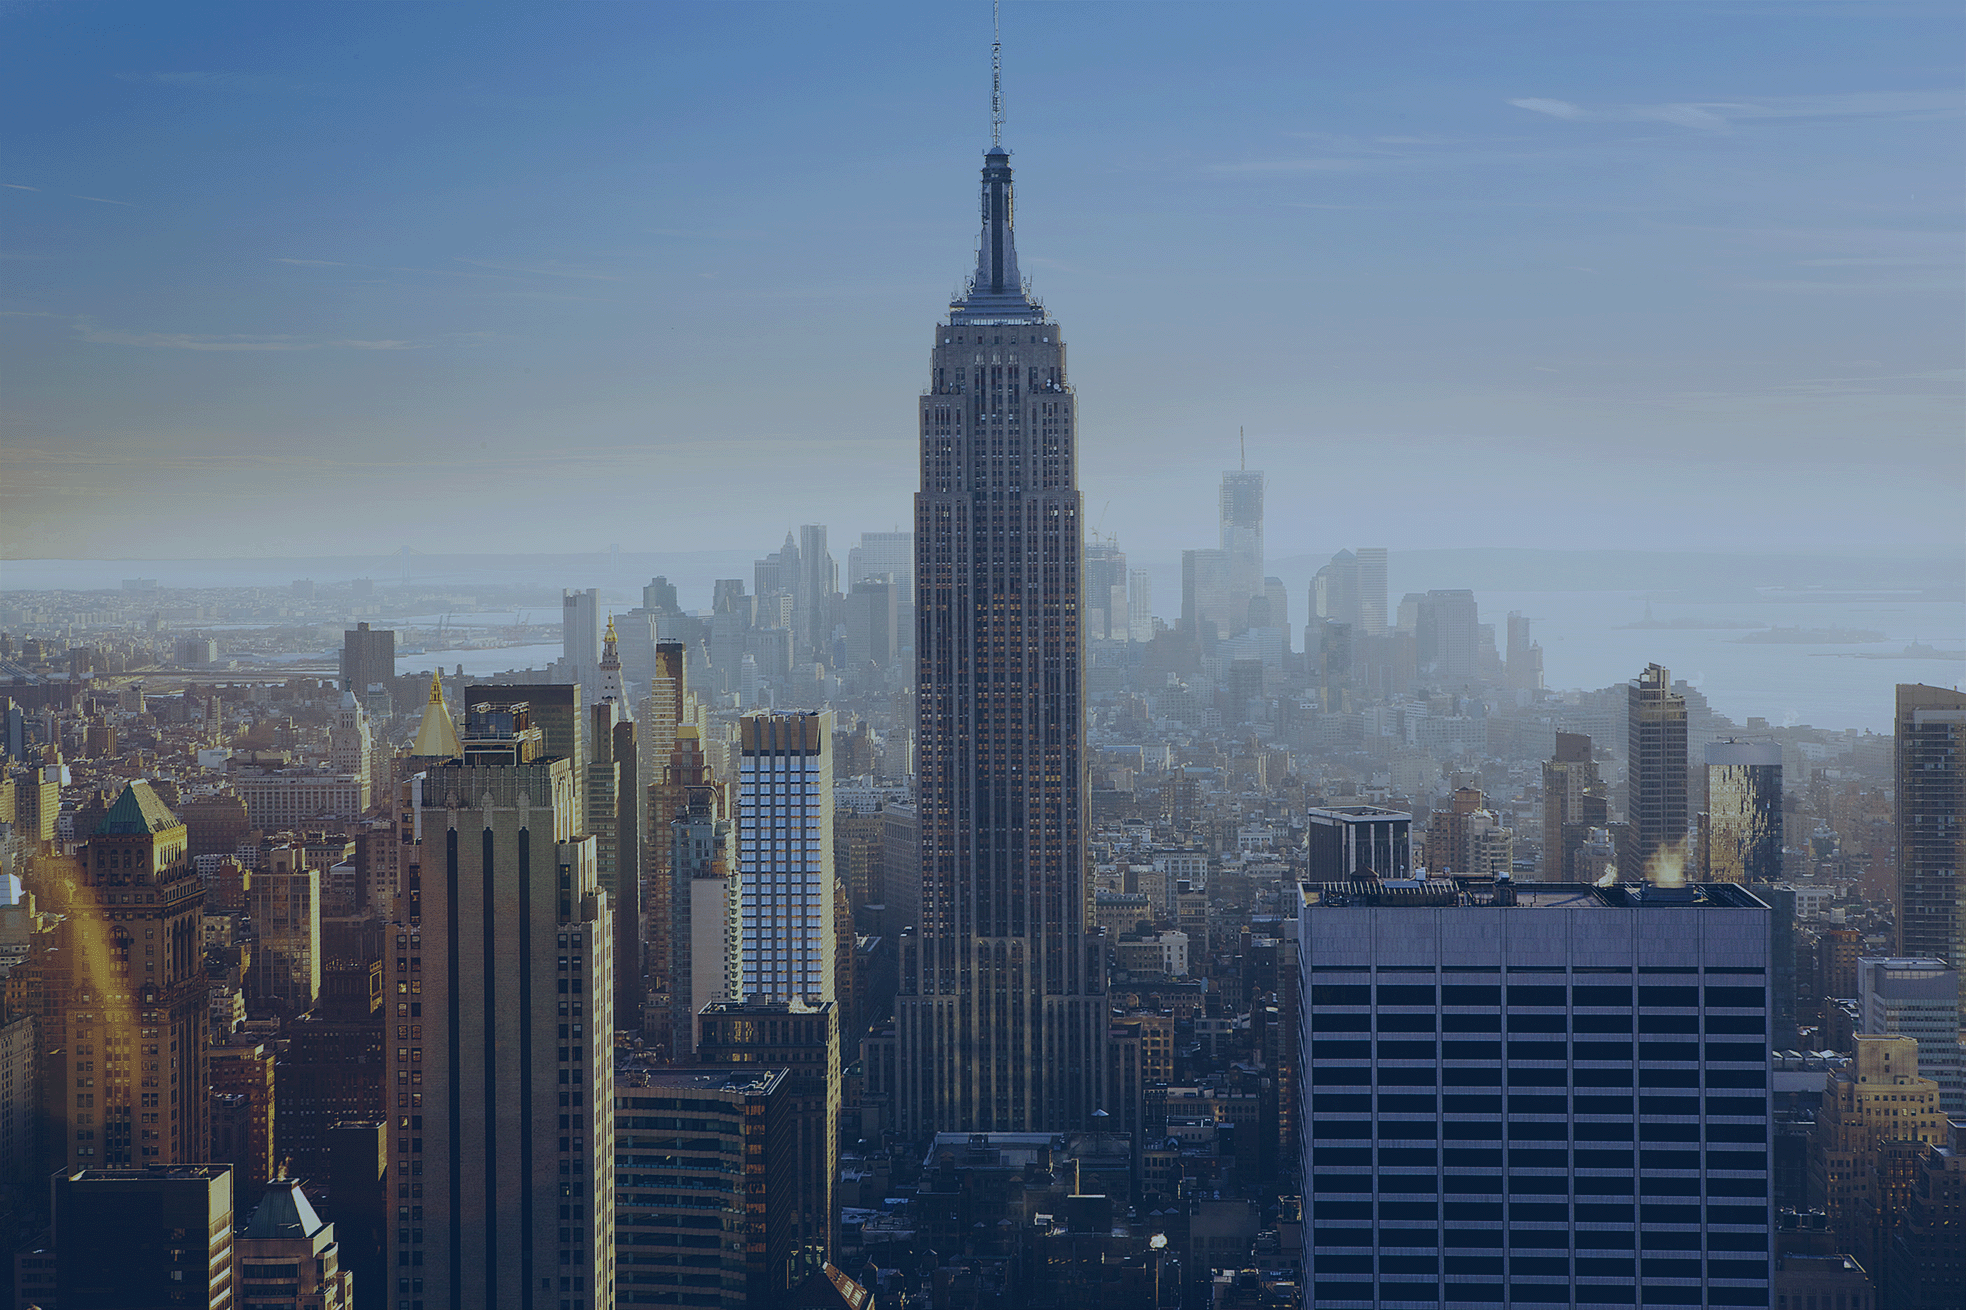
[411,671,462,758]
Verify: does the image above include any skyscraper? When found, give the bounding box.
[1354,546,1388,636]
[563,587,602,689]
[797,524,836,664]
[1541,732,1608,881]
[848,529,915,656]
[898,125,1105,1137]
[1505,611,1544,691]
[1219,468,1264,625]
[386,699,615,1306]
[665,726,733,1057]
[1180,547,1236,645]
[1083,538,1130,642]
[643,641,692,1047]
[1126,568,1154,643]
[52,783,208,1172]
[1856,957,1963,1114]
[340,621,395,699]
[1415,588,1479,683]
[1705,740,1783,884]
[1627,662,1689,882]
[54,1165,237,1307]
[1299,877,1774,1309]
[735,711,835,1004]
[1895,685,1964,994]
[1313,550,1360,630]
[589,619,641,1035]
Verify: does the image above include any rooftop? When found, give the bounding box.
[66,1165,232,1182]
[243,1180,327,1240]
[616,1064,787,1097]
[94,781,180,836]
[1299,879,1770,911]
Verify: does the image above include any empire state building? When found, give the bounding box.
[896,139,1107,1135]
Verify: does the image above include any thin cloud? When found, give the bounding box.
[78,326,308,351]
[60,316,461,352]
[272,257,350,267]
[1208,158,1363,174]
[453,257,626,282]
[3,183,39,192]
[1798,256,1950,268]
[71,194,134,207]
[1508,89,1962,132]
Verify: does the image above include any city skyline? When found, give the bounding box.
[1,7,1962,1306]
[3,1,1961,560]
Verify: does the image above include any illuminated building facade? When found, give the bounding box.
[1704,740,1783,884]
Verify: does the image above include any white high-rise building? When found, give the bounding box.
[735,711,835,1002]
[1128,568,1154,644]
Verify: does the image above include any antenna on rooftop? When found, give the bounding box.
[1240,426,1246,471]
[991,0,1004,149]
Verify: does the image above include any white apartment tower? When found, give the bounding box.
[735,711,835,1002]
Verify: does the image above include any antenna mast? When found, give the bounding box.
[1240,426,1246,471]
[991,0,1004,149]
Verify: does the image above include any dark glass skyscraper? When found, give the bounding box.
[1627,662,1689,881]
[1704,740,1782,884]
[897,140,1105,1136]
[1895,684,1965,998]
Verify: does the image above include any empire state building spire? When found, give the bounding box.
[955,1,1038,324]
[954,147,1038,322]
[898,30,1105,1135]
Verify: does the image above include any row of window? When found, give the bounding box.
[1310,984,1766,1006]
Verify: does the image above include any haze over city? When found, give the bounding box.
[1,5,1963,1310]
[3,1,1961,559]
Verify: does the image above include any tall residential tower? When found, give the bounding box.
[1895,684,1965,1026]
[897,128,1105,1136]
[1627,662,1689,881]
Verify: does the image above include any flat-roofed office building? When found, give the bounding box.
[1299,877,1772,1309]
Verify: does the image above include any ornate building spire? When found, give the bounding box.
[596,613,632,718]
[954,3,1039,325]
[953,147,1038,323]
[410,670,461,758]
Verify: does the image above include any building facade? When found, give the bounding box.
[898,137,1106,1138]
[1298,877,1773,1309]
[385,707,615,1310]
[233,1180,355,1310]
[1542,732,1608,881]
[50,783,208,1174]
[614,1064,795,1306]
[1894,685,1964,1016]
[1306,806,1412,882]
[1856,957,1963,1115]
[1705,740,1783,884]
[1628,662,1690,882]
[54,1164,237,1308]
[735,712,835,1003]
[696,999,838,1277]
[340,622,395,699]
[1218,469,1265,628]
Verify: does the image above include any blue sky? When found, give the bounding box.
[2,1,1960,562]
